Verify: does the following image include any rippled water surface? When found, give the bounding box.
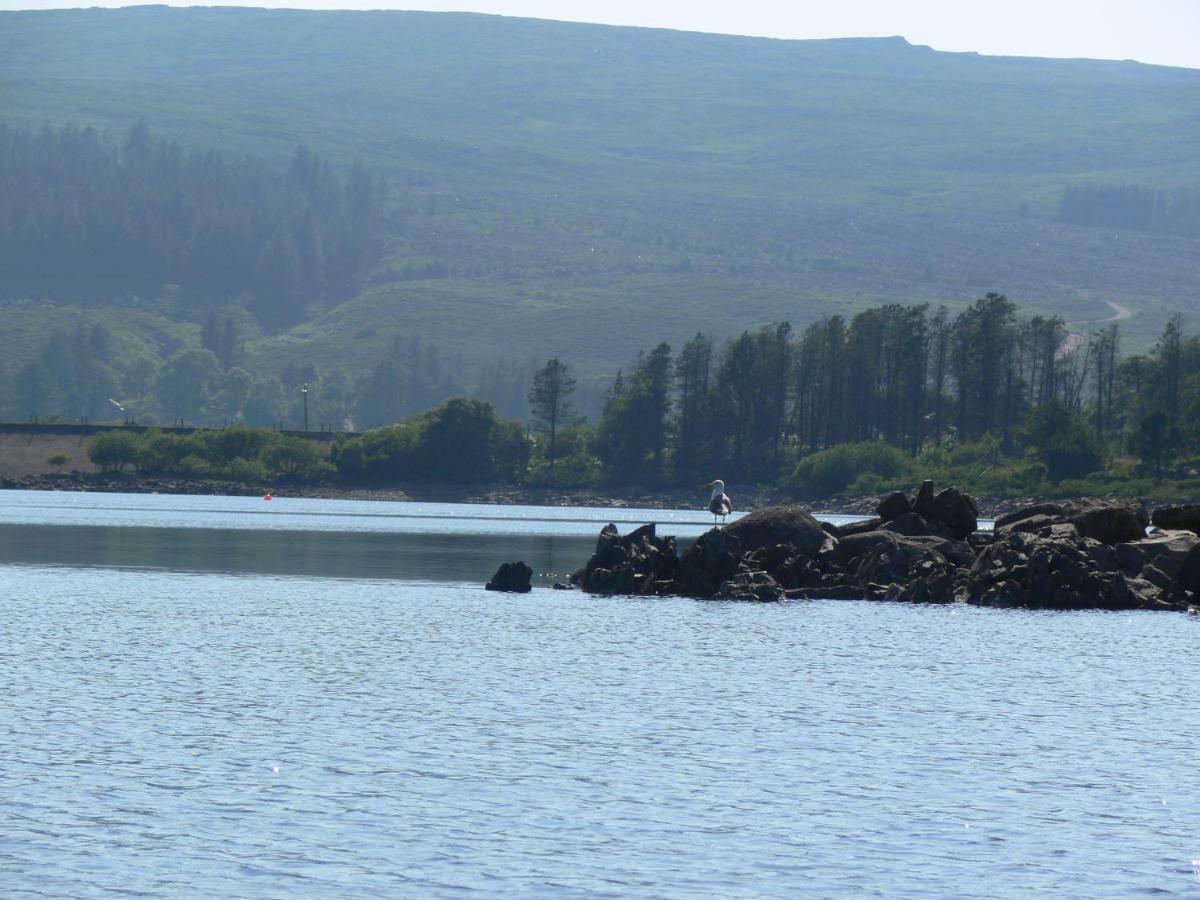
[1,490,1197,897]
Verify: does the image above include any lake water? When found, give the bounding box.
[1,490,1198,897]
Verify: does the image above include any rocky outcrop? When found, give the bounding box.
[723,504,834,557]
[995,498,1147,545]
[485,561,533,593]
[555,481,1190,612]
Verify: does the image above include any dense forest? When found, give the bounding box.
[0,123,387,328]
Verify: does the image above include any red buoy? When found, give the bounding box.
[264,493,273,501]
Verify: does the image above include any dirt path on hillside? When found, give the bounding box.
[1058,300,1133,359]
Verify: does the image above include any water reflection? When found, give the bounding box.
[0,523,597,583]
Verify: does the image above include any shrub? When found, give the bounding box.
[47,452,71,472]
[225,457,269,483]
[87,430,142,473]
[784,441,912,498]
[263,436,333,479]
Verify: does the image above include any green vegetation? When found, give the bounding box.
[332,398,530,483]
[86,425,333,481]
[2,7,1199,425]
[71,289,1200,501]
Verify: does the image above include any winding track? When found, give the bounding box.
[1058,300,1133,358]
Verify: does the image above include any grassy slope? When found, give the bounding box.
[2,7,1199,392]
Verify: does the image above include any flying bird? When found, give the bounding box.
[706,479,731,525]
[108,399,125,411]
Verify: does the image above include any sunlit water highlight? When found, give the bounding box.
[0,491,1196,897]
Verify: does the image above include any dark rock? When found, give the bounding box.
[913,480,936,518]
[1151,504,1200,534]
[836,530,903,565]
[880,511,954,539]
[677,527,743,597]
[835,517,883,537]
[485,561,533,593]
[1173,545,1200,598]
[964,529,1160,610]
[579,522,681,594]
[994,502,1065,532]
[993,499,1148,546]
[717,570,783,602]
[1062,498,1148,545]
[995,513,1064,537]
[724,504,834,557]
[622,522,657,548]
[876,491,912,523]
[903,535,977,568]
[929,487,979,540]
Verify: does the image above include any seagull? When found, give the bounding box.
[706,479,732,525]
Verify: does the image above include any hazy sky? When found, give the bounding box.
[3,0,1198,70]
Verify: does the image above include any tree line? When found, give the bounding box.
[0,122,387,329]
[54,292,1200,498]
[526,294,1200,492]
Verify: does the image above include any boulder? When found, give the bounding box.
[1150,504,1200,534]
[1115,529,1198,577]
[724,504,833,558]
[995,513,1065,537]
[836,529,904,566]
[880,512,954,539]
[913,479,936,518]
[677,527,743,598]
[1062,498,1148,544]
[1173,544,1200,598]
[876,491,912,523]
[928,487,979,540]
[994,502,1066,532]
[485,561,533,593]
[835,517,883,538]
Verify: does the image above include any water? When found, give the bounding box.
[1,491,1197,897]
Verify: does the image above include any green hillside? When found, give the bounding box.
[1,6,1198,424]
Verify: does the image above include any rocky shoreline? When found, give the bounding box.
[543,482,1200,613]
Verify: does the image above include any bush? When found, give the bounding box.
[87,430,142,473]
[47,452,71,472]
[263,436,333,479]
[784,441,912,498]
[225,457,269,483]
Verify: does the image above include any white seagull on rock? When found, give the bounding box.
[706,479,732,525]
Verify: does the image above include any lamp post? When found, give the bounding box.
[302,383,309,431]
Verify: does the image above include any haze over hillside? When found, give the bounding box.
[1,6,1198,424]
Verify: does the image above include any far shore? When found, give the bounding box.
[1,472,1185,520]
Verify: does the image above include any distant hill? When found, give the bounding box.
[1,7,1198,422]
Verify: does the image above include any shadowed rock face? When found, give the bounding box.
[1151,504,1200,535]
[550,484,1194,612]
[723,505,832,556]
[485,560,533,592]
